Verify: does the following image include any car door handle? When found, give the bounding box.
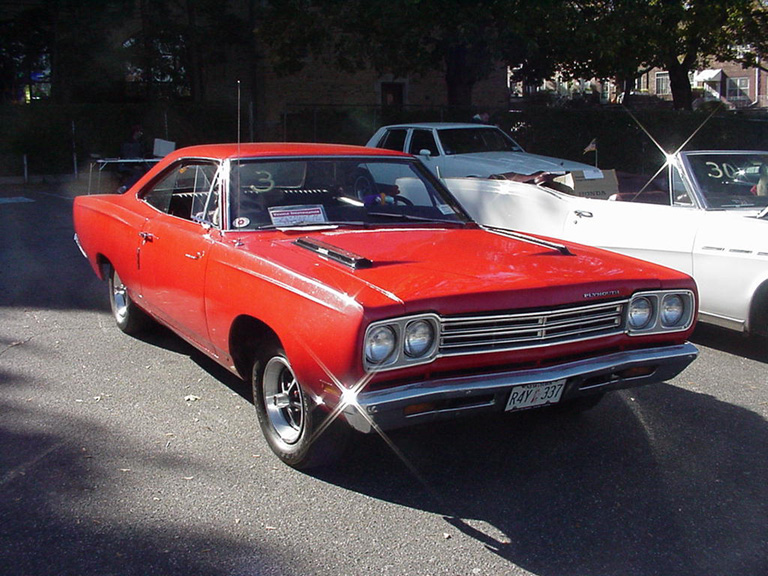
[574,210,593,218]
[139,231,155,242]
[184,251,204,260]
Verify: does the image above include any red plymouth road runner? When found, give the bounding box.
[73,143,698,469]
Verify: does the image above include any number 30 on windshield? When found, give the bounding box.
[705,161,738,180]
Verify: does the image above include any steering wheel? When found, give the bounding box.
[349,169,376,200]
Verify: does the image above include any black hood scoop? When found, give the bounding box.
[294,237,373,270]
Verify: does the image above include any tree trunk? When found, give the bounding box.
[618,76,634,104]
[139,0,155,99]
[248,0,267,140]
[48,2,69,103]
[445,45,476,110]
[666,54,696,110]
[185,0,204,102]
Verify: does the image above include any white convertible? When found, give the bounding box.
[448,150,768,336]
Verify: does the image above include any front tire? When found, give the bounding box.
[252,347,349,469]
[108,266,151,335]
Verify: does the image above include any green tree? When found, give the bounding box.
[257,0,566,108]
[0,1,127,103]
[567,0,767,110]
[0,4,51,102]
[47,0,129,103]
[124,0,249,102]
[560,1,659,102]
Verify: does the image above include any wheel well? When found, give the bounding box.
[229,316,281,380]
[749,280,768,337]
[95,255,111,281]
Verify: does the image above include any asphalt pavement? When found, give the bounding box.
[1,181,766,576]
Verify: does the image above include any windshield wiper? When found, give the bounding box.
[367,212,465,225]
[254,221,369,230]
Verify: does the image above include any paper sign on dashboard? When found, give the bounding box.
[269,205,327,226]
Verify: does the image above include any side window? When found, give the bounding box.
[377,129,407,152]
[408,130,439,156]
[670,165,693,206]
[142,170,175,213]
[142,162,220,222]
[192,169,221,226]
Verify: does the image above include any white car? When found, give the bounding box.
[366,122,604,180]
[448,150,768,336]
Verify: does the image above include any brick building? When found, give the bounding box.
[638,60,767,109]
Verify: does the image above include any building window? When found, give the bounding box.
[726,77,749,103]
[601,81,611,102]
[381,82,405,109]
[655,72,670,95]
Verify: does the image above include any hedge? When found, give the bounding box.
[2,102,767,178]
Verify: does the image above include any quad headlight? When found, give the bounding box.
[628,296,653,330]
[660,294,685,327]
[626,290,695,335]
[404,319,435,358]
[364,325,397,365]
[364,314,440,371]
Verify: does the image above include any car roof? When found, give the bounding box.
[378,123,500,130]
[680,149,768,156]
[163,142,411,163]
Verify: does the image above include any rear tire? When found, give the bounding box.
[108,266,151,335]
[252,346,349,469]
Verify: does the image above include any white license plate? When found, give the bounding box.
[505,379,566,411]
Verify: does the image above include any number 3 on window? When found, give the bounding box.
[705,161,724,179]
[249,170,275,193]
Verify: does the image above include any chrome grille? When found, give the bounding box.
[440,301,626,355]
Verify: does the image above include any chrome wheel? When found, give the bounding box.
[253,346,351,468]
[111,269,129,324]
[107,266,151,335]
[262,356,305,445]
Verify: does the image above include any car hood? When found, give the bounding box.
[446,151,604,179]
[246,227,688,317]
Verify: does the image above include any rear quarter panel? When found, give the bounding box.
[73,194,150,289]
[693,214,768,329]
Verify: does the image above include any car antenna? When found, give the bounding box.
[237,80,241,153]
[233,80,242,221]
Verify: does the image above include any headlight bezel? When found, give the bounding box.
[626,290,695,335]
[363,314,440,371]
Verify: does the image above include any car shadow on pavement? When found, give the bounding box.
[314,384,768,576]
[132,323,253,402]
[692,323,768,364]
[0,382,279,576]
[129,323,768,575]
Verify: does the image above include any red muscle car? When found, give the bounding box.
[73,143,699,469]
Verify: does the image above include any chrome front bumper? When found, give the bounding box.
[342,342,698,433]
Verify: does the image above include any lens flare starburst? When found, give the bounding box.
[622,103,723,197]
[297,340,446,504]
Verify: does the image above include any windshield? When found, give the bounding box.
[227,157,468,230]
[685,152,768,209]
[438,127,524,155]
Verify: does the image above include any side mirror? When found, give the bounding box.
[418,149,433,158]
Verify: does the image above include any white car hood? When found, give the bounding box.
[445,151,603,179]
